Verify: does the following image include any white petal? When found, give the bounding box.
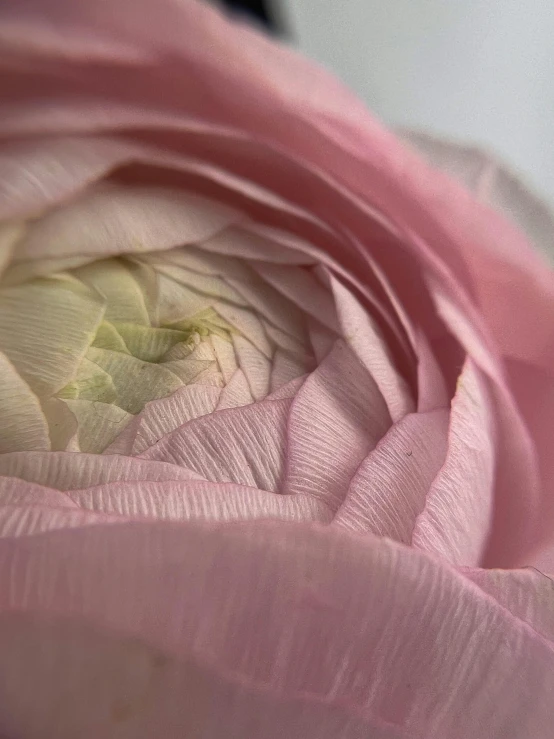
[270,349,312,393]
[155,273,212,325]
[41,397,79,452]
[151,263,248,306]
[216,302,272,358]
[253,263,339,331]
[73,259,150,325]
[216,369,254,410]
[85,346,182,414]
[57,357,117,404]
[0,352,50,452]
[61,399,133,454]
[111,323,188,363]
[232,335,271,401]
[15,184,242,262]
[210,334,238,383]
[131,385,222,455]
[0,221,24,280]
[0,275,105,396]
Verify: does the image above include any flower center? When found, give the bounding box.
[0,247,320,454]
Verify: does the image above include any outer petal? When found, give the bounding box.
[0,519,553,738]
[3,0,553,370]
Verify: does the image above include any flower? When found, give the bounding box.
[1,0,554,737]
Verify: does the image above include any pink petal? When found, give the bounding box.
[231,335,271,401]
[0,136,138,219]
[215,303,272,358]
[0,451,201,490]
[68,480,331,524]
[15,183,242,263]
[210,333,237,383]
[427,282,541,567]
[307,319,337,363]
[333,409,448,542]
[0,476,76,508]
[329,274,415,421]
[505,360,554,567]
[129,384,222,456]
[463,566,554,641]
[283,340,391,509]
[270,349,312,393]
[3,0,553,384]
[141,399,290,492]
[414,328,449,412]
[412,359,495,566]
[266,375,306,400]
[0,504,124,537]
[252,262,339,332]
[202,223,315,264]
[216,368,253,410]
[0,518,553,737]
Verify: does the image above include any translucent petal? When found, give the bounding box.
[91,321,130,354]
[232,335,271,401]
[151,262,248,307]
[61,399,133,454]
[216,303,272,358]
[155,273,212,325]
[85,346,182,414]
[210,333,237,382]
[0,352,50,452]
[0,221,24,281]
[111,323,188,363]
[57,357,117,404]
[0,275,105,396]
[73,259,150,325]
[216,369,254,410]
[15,184,242,262]
[41,397,79,452]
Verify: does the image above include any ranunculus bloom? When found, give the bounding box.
[1,1,554,737]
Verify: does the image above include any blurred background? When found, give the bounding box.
[218,0,554,208]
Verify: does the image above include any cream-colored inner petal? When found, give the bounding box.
[1,210,330,455]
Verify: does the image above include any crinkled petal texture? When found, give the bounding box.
[1,0,554,737]
[1,519,554,739]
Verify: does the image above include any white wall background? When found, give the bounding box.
[285,0,554,206]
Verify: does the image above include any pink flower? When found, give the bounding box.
[1,1,554,736]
